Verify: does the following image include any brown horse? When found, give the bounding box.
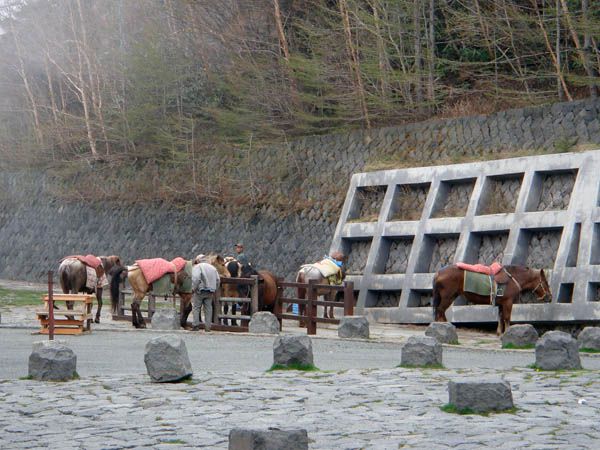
[296,253,347,320]
[58,255,122,323]
[238,263,280,315]
[110,259,192,329]
[432,264,551,335]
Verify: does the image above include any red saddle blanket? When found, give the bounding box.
[136,257,187,284]
[61,254,102,269]
[456,262,503,276]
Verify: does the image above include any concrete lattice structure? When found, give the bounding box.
[331,150,600,324]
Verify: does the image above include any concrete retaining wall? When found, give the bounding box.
[331,150,600,324]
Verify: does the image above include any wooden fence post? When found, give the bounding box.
[251,275,259,316]
[307,279,317,335]
[274,277,283,330]
[47,271,54,341]
[343,281,354,316]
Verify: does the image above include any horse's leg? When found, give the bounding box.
[297,286,307,327]
[131,299,139,328]
[503,301,513,335]
[231,302,238,327]
[136,298,146,328]
[94,287,103,323]
[496,305,503,336]
[181,299,192,328]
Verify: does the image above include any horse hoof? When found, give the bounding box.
[94,318,100,324]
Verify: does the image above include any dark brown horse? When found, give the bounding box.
[296,252,347,320]
[58,255,122,323]
[238,263,280,314]
[432,264,551,334]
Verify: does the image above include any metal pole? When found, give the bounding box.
[47,270,54,340]
[307,279,317,335]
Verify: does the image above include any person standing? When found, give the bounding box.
[234,243,249,266]
[191,255,220,332]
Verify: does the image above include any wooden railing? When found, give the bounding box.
[274,280,354,335]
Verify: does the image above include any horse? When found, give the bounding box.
[238,263,280,315]
[58,255,122,323]
[296,253,347,321]
[110,258,192,329]
[432,264,551,335]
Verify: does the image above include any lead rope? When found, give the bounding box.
[502,268,522,302]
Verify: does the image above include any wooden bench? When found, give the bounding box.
[36,294,94,335]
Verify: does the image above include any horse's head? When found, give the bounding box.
[226,259,241,278]
[330,251,348,280]
[100,255,123,274]
[536,269,552,303]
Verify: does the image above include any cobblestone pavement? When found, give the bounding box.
[2,366,600,449]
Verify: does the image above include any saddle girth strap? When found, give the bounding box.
[502,268,522,302]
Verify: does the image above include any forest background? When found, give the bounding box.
[0,0,598,211]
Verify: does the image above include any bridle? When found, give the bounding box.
[532,279,549,301]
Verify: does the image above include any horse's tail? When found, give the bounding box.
[432,273,441,320]
[110,266,127,313]
[59,262,71,293]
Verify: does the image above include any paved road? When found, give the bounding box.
[4,327,600,380]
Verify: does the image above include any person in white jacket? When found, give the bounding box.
[191,255,220,332]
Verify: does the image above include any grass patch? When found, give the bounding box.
[18,375,33,380]
[398,363,445,369]
[162,439,186,445]
[528,363,586,372]
[267,363,319,372]
[579,348,600,353]
[0,287,46,308]
[441,403,518,416]
[502,343,535,350]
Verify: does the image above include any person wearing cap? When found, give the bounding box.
[234,243,250,266]
[191,255,220,332]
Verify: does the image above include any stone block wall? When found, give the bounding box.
[0,98,599,292]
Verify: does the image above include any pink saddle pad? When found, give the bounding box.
[456,262,503,275]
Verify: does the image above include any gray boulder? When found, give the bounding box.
[32,339,69,352]
[144,335,193,382]
[151,309,180,330]
[338,316,370,339]
[448,378,514,413]
[249,312,280,334]
[425,322,458,344]
[28,344,77,381]
[577,327,600,350]
[273,335,314,368]
[229,427,308,450]
[535,331,581,370]
[501,324,539,348]
[401,335,442,367]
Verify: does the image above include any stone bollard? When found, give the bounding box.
[228,427,309,450]
[144,335,193,382]
[400,336,442,367]
[151,309,180,330]
[447,378,514,413]
[535,331,581,370]
[425,322,458,344]
[249,312,280,334]
[28,344,77,381]
[273,335,314,369]
[338,316,370,339]
[501,324,539,348]
[577,327,600,351]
